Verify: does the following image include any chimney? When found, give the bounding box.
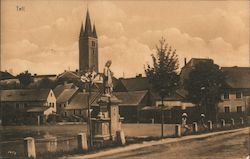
[184,58,187,66]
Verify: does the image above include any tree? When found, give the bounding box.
[145,37,179,138]
[184,61,226,122]
[38,77,56,89]
[16,71,33,88]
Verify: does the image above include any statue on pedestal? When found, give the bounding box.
[103,60,113,96]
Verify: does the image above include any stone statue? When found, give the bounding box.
[103,60,113,96]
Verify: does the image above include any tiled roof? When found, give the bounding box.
[57,89,78,103]
[53,83,77,98]
[222,67,250,89]
[0,89,51,102]
[26,107,49,113]
[113,91,148,106]
[65,92,98,110]
[119,77,151,91]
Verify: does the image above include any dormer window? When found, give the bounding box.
[236,92,242,99]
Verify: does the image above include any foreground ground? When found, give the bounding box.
[71,127,249,159]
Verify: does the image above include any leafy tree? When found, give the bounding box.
[184,61,226,121]
[145,37,179,137]
[38,77,56,89]
[16,71,33,88]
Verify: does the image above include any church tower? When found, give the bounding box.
[79,9,98,72]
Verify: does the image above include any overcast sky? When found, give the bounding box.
[1,0,249,77]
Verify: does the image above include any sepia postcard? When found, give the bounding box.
[0,0,249,158]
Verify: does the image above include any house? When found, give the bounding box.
[113,90,153,122]
[0,89,56,125]
[113,74,197,123]
[115,74,151,92]
[56,88,79,117]
[59,92,100,121]
[218,67,250,121]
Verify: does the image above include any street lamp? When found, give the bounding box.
[80,70,99,148]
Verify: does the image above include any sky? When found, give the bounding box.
[1,0,249,77]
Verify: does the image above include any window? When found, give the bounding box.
[59,104,62,108]
[49,103,51,106]
[51,93,53,97]
[52,103,54,108]
[236,92,242,99]
[92,41,95,47]
[64,104,66,107]
[64,112,67,117]
[92,49,95,55]
[74,110,76,115]
[237,106,242,113]
[15,103,19,109]
[224,106,230,113]
[79,110,82,115]
[223,92,229,99]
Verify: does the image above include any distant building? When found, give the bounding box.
[0,89,56,125]
[113,90,153,122]
[0,71,15,80]
[218,67,250,120]
[180,58,214,85]
[79,9,98,72]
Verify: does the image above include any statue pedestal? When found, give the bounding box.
[92,95,122,141]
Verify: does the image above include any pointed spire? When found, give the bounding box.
[92,24,97,38]
[79,23,84,37]
[84,8,92,36]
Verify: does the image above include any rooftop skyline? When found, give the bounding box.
[1,0,249,77]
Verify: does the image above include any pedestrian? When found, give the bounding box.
[182,113,190,134]
[200,113,207,129]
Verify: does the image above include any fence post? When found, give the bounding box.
[192,122,198,133]
[116,130,126,145]
[175,124,181,137]
[77,133,88,151]
[221,119,225,127]
[240,117,244,125]
[231,118,235,126]
[24,137,36,159]
[207,121,212,131]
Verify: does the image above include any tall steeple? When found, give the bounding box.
[84,8,92,36]
[79,8,99,73]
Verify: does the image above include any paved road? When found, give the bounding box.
[96,128,250,159]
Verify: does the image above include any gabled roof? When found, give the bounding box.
[183,58,214,69]
[118,77,151,92]
[53,83,78,98]
[57,71,80,80]
[151,90,184,101]
[57,89,78,103]
[222,67,250,89]
[113,91,148,106]
[0,71,15,80]
[1,89,51,102]
[66,92,98,110]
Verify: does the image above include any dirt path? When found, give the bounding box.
[95,128,250,159]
